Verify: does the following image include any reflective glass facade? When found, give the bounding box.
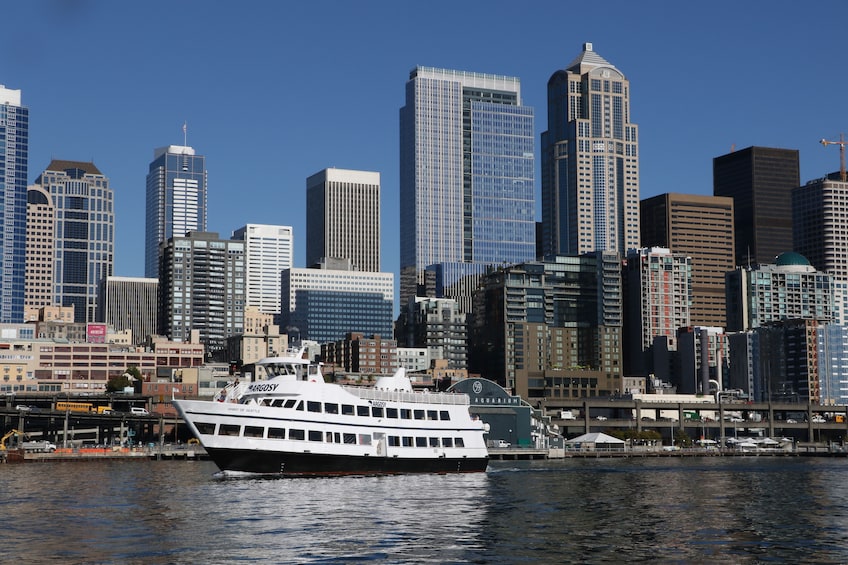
[0,87,28,323]
[400,67,535,308]
[818,324,848,406]
[145,146,207,278]
[34,161,114,323]
[281,268,394,344]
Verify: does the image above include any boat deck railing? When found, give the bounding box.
[340,386,470,406]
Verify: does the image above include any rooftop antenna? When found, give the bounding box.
[820,133,847,181]
[182,121,188,147]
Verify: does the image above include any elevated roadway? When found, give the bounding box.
[542,398,848,443]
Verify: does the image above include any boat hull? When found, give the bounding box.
[205,447,489,476]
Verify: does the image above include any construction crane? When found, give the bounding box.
[0,429,27,451]
[821,134,847,181]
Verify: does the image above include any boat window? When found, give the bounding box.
[402,437,413,447]
[295,401,304,411]
[371,406,384,418]
[413,409,425,420]
[386,407,398,419]
[268,427,285,439]
[334,432,341,443]
[343,433,356,444]
[307,401,321,413]
[289,429,305,441]
[359,434,372,446]
[400,409,411,419]
[357,406,369,417]
[195,422,215,435]
[439,410,450,421]
[427,410,438,420]
[388,436,400,447]
[341,404,354,415]
[284,399,297,408]
[443,437,454,448]
[326,432,334,443]
[308,430,322,442]
[219,424,240,436]
[271,399,285,408]
[244,426,264,438]
[324,403,338,414]
[455,438,464,448]
[429,437,440,447]
[415,437,427,447]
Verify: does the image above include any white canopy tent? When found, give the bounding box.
[565,432,626,451]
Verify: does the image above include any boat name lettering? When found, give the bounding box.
[372,401,386,408]
[248,383,279,392]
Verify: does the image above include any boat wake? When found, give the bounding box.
[213,469,283,480]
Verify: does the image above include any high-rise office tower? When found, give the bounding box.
[33,160,114,324]
[793,172,848,281]
[145,145,207,278]
[25,185,56,312]
[159,231,244,351]
[232,224,293,317]
[306,168,380,272]
[399,66,535,309]
[641,193,735,329]
[713,146,799,267]
[541,43,640,257]
[99,276,159,345]
[0,86,28,323]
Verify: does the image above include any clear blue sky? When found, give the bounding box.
[4,1,848,296]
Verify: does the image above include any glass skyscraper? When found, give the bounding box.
[541,43,640,257]
[145,145,207,278]
[0,86,28,323]
[713,146,798,268]
[399,66,535,310]
[34,160,114,323]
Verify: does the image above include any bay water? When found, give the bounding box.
[3,456,848,563]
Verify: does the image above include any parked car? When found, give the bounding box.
[595,416,608,421]
[786,419,797,424]
[812,415,826,423]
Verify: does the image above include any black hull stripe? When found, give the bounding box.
[205,448,489,476]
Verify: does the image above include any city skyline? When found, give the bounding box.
[4,2,848,305]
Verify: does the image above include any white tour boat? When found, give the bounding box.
[173,348,489,476]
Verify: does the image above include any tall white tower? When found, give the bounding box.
[232,224,293,316]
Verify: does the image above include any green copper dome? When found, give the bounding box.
[774,252,810,266]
